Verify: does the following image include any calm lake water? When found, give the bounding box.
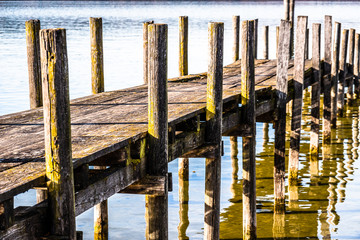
[1,1,360,239]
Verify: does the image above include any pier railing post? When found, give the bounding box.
[40,28,76,239]
[330,22,341,128]
[179,16,188,76]
[288,16,308,185]
[241,20,256,240]
[348,28,355,105]
[263,26,269,59]
[354,34,360,98]
[146,23,168,240]
[204,22,223,240]
[143,20,154,84]
[323,15,332,143]
[274,19,291,213]
[26,19,42,109]
[232,16,240,62]
[90,17,104,94]
[310,23,321,159]
[337,29,349,117]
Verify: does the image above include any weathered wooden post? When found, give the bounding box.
[323,15,332,143]
[254,19,258,59]
[26,19,42,109]
[40,28,76,239]
[143,20,154,84]
[274,19,291,213]
[337,29,349,117]
[284,0,295,58]
[330,22,341,128]
[288,16,308,185]
[233,15,240,62]
[146,23,168,240]
[276,26,280,59]
[179,16,188,76]
[305,28,309,59]
[310,23,321,159]
[90,17,104,94]
[263,26,269,59]
[241,20,256,240]
[90,17,108,240]
[355,34,360,98]
[348,28,356,104]
[204,22,223,240]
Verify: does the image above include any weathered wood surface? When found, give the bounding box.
[331,22,341,127]
[179,16,188,76]
[90,17,104,94]
[263,26,269,59]
[337,29,349,116]
[232,16,240,62]
[323,15,332,143]
[143,21,154,84]
[355,33,360,98]
[348,28,355,104]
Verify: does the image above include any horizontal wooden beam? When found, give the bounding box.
[119,175,168,196]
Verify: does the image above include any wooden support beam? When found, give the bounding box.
[347,28,355,105]
[40,28,76,239]
[146,23,168,240]
[204,22,223,240]
[90,17,104,94]
[323,15,332,143]
[143,20,154,84]
[310,23,321,159]
[241,20,256,240]
[119,176,168,196]
[354,33,360,98]
[179,16,188,76]
[26,19,42,109]
[274,20,291,212]
[0,198,14,230]
[337,29,349,117]
[330,22,341,128]
[288,16,308,185]
[232,15,240,62]
[263,25,269,59]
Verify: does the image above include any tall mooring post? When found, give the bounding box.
[330,22,341,128]
[40,28,76,239]
[204,22,223,240]
[284,0,295,58]
[233,15,240,62]
[143,20,154,84]
[146,23,168,240]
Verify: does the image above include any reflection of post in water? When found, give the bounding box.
[263,123,269,146]
[178,158,189,240]
[230,137,239,199]
[320,142,332,239]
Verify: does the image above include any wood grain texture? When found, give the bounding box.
[40,28,76,239]
[288,16,308,185]
[26,19,42,109]
[323,15,332,143]
[204,22,223,240]
[337,29,349,116]
[233,16,240,62]
[330,22,341,128]
[90,18,104,94]
[263,26,269,59]
[179,16,188,76]
[274,20,291,211]
[143,21,154,84]
[347,28,355,104]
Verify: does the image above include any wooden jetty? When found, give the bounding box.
[0,8,359,240]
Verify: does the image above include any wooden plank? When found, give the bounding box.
[204,22,223,240]
[330,22,341,128]
[179,16,188,76]
[40,28,76,239]
[274,20,291,212]
[337,29,349,116]
[323,15,332,143]
[119,176,167,195]
[90,17,104,94]
[288,16,308,185]
[232,15,240,62]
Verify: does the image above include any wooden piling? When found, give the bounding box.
[288,16,308,185]
[232,16,240,62]
[284,0,295,58]
[179,16,188,76]
[354,34,360,98]
[263,26,269,59]
[241,20,256,240]
[347,28,355,104]
[146,23,168,240]
[178,158,189,240]
[254,19,258,59]
[274,20,291,212]
[337,29,349,117]
[305,28,309,59]
[330,22,341,128]
[26,19,42,109]
[40,28,76,239]
[310,23,321,159]
[204,22,223,240]
[323,15,332,143]
[90,17,104,94]
[0,198,14,230]
[143,21,154,84]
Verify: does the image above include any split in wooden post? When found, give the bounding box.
[337,29,349,117]
[204,22,223,240]
[310,23,321,159]
[143,20,154,84]
[26,19,42,109]
[90,17,104,94]
[330,22,341,127]
[232,15,240,62]
[263,25,269,59]
[178,158,189,240]
[347,28,356,105]
[40,28,76,239]
[288,16,308,185]
[323,15,332,143]
[274,20,291,213]
[146,23,168,240]
[241,20,256,240]
[354,34,360,98]
[179,16,188,76]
